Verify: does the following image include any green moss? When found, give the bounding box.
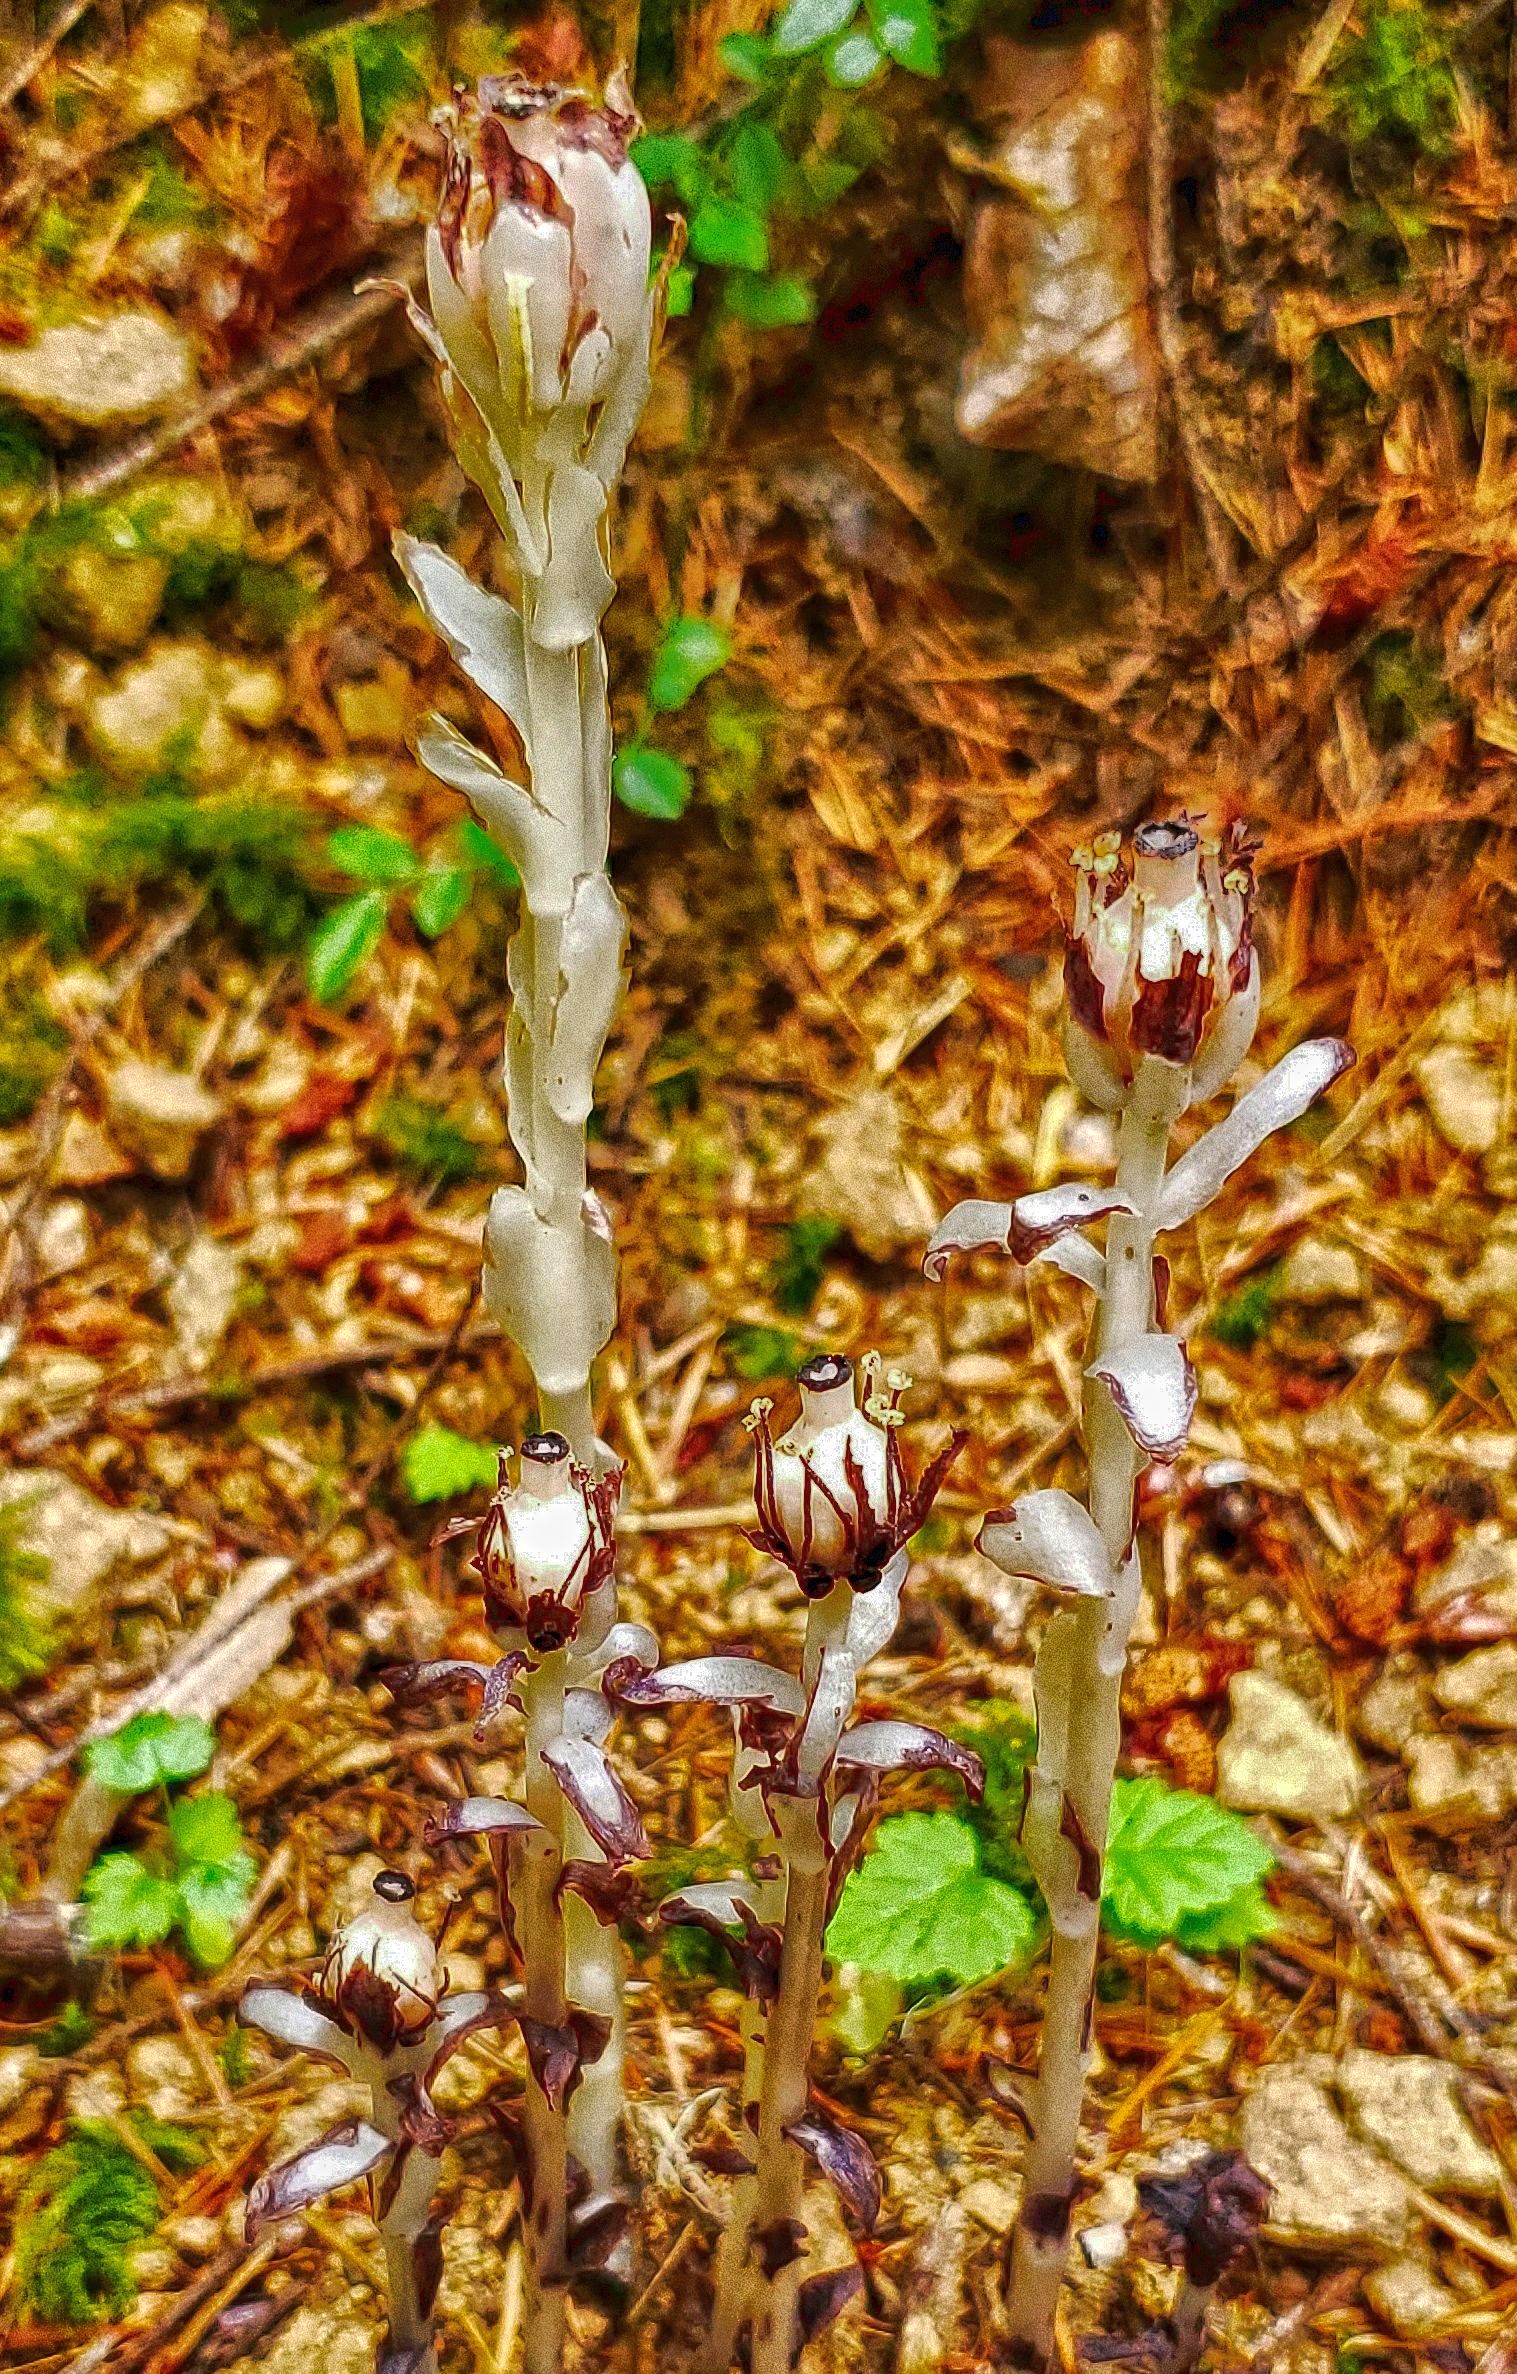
[1363,628,1455,744]
[1210,1267,1281,1351]
[0,982,66,1123]
[0,404,47,492]
[771,1215,843,1316]
[372,1093,487,1187]
[1326,0,1461,153]
[17,2116,202,2325]
[0,1496,52,1694]
[955,1699,1037,1891]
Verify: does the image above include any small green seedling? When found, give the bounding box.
[614,614,734,820]
[306,818,518,1000]
[81,1715,256,1967]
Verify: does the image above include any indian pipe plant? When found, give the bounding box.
[927,818,1352,2371]
[223,61,1358,2374]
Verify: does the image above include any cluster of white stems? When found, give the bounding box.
[234,69,1353,2374]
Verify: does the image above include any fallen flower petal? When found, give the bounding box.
[423,1796,545,1843]
[836,1720,986,1799]
[540,1735,650,1864]
[617,1655,806,1717]
[797,2263,865,2345]
[239,1986,353,2070]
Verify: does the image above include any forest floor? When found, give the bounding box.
[0,2,1516,2372]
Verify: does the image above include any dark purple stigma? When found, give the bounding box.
[374,1870,415,1904]
[1133,818,1198,861]
[522,1431,572,1463]
[797,1351,852,1392]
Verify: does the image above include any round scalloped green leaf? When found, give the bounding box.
[614,746,692,820]
[1102,1777,1274,1945]
[827,1811,1038,1987]
[865,0,941,74]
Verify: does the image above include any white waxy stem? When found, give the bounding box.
[977,1489,1116,1600]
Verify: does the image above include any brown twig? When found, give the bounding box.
[60,241,423,506]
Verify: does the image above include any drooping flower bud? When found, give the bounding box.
[1062,818,1259,1111]
[748,1353,961,1595]
[425,75,653,458]
[467,1434,620,1657]
[319,1871,440,2053]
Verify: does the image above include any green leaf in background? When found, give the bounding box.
[403,1422,499,1503]
[723,1322,807,1379]
[827,1811,1039,1987]
[631,131,712,209]
[82,1854,180,1950]
[1102,1777,1274,1945]
[824,25,887,84]
[168,1792,256,1967]
[614,745,693,819]
[648,616,732,713]
[772,1214,844,1315]
[85,1713,215,1796]
[773,0,860,54]
[410,864,472,938]
[956,1698,1038,1891]
[665,262,698,317]
[726,272,817,329]
[687,197,770,272]
[458,819,520,884]
[720,30,774,78]
[865,0,941,73]
[326,824,418,886]
[306,888,387,1001]
[726,122,793,212]
[1175,1879,1276,1953]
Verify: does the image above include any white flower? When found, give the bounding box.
[320,1872,440,2050]
[467,1434,619,1657]
[1063,818,1259,1109]
[749,1354,960,1591]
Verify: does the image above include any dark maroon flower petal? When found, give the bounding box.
[381,1659,492,1707]
[517,2008,613,2113]
[245,2120,390,2239]
[754,2215,807,2276]
[658,1885,783,2004]
[422,1989,519,2086]
[785,2110,881,2233]
[796,2264,864,2349]
[558,1859,644,1928]
[1131,948,1211,1064]
[567,2190,629,2272]
[1063,932,1109,1041]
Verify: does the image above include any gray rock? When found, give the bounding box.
[0,1470,172,1625]
[1356,1657,1433,1752]
[1433,1640,1517,1729]
[0,313,195,430]
[1363,2257,1463,2341]
[1240,2061,1414,2253]
[1415,1523,1517,1632]
[1280,1235,1366,1304]
[805,1086,937,1261]
[1216,1670,1363,1819]
[1405,1733,1517,1823]
[224,2303,378,2374]
[106,1058,222,1181]
[166,1234,243,1369]
[1415,1044,1502,1156]
[1337,2050,1504,2196]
